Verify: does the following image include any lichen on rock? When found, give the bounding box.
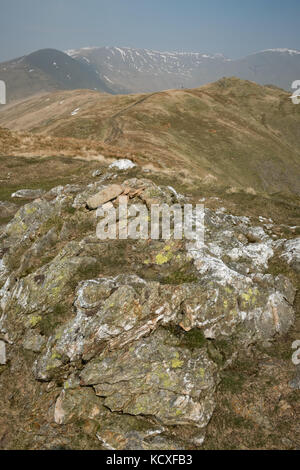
[0,172,298,450]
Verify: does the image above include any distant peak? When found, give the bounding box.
[257,48,300,56]
[65,45,228,61]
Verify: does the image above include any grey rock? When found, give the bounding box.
[43,185,81,198]
[81,328,219,428]
[54,387,183,450]
[0,176,297,449]
[22,330,46,353]
[33,262,295,381]
[11,189,45,199]
[92,169,103,178]
[5,199,57,243]
[0,241,99,318]
[281,238,300,273]
[54,388,104,425]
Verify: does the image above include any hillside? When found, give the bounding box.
[1,78,300,195]
[0,49,113,103]
[1,47,300,105]
[0,76,300,450]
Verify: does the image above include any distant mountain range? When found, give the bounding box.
[66,46,229,94]
[1,46,300,103]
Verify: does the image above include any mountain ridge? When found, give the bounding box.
[1,46,300,103]
[1,78,300,196]
[66,45,300,93]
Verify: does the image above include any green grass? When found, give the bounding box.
[161,262,198,285]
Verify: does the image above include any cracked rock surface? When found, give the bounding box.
[0,169,299,450]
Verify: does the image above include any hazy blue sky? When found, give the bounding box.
[0,0,300,62]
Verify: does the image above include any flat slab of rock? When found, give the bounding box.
[86,184,124,210]
[11,189,45,200]
[0,340,6,365]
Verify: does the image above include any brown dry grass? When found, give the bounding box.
[1,78,300,195]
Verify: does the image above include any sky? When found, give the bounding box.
[0,0,300,62]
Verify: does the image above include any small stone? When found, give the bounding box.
[0,340,6,365]
[109,159,136,171]
[92,169,102,178]
[86,184,124,210]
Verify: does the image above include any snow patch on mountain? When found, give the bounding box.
[259,48,300,56]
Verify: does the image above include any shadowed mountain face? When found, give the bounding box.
[1,78,300,195]
[0,48,113,103]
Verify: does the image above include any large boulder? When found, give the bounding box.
[80,328,219,429]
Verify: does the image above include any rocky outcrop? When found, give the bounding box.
[280,238,300,273]
[0,171,298,450]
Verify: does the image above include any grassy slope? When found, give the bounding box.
[0,80,300,448]
[1,78,300,195]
